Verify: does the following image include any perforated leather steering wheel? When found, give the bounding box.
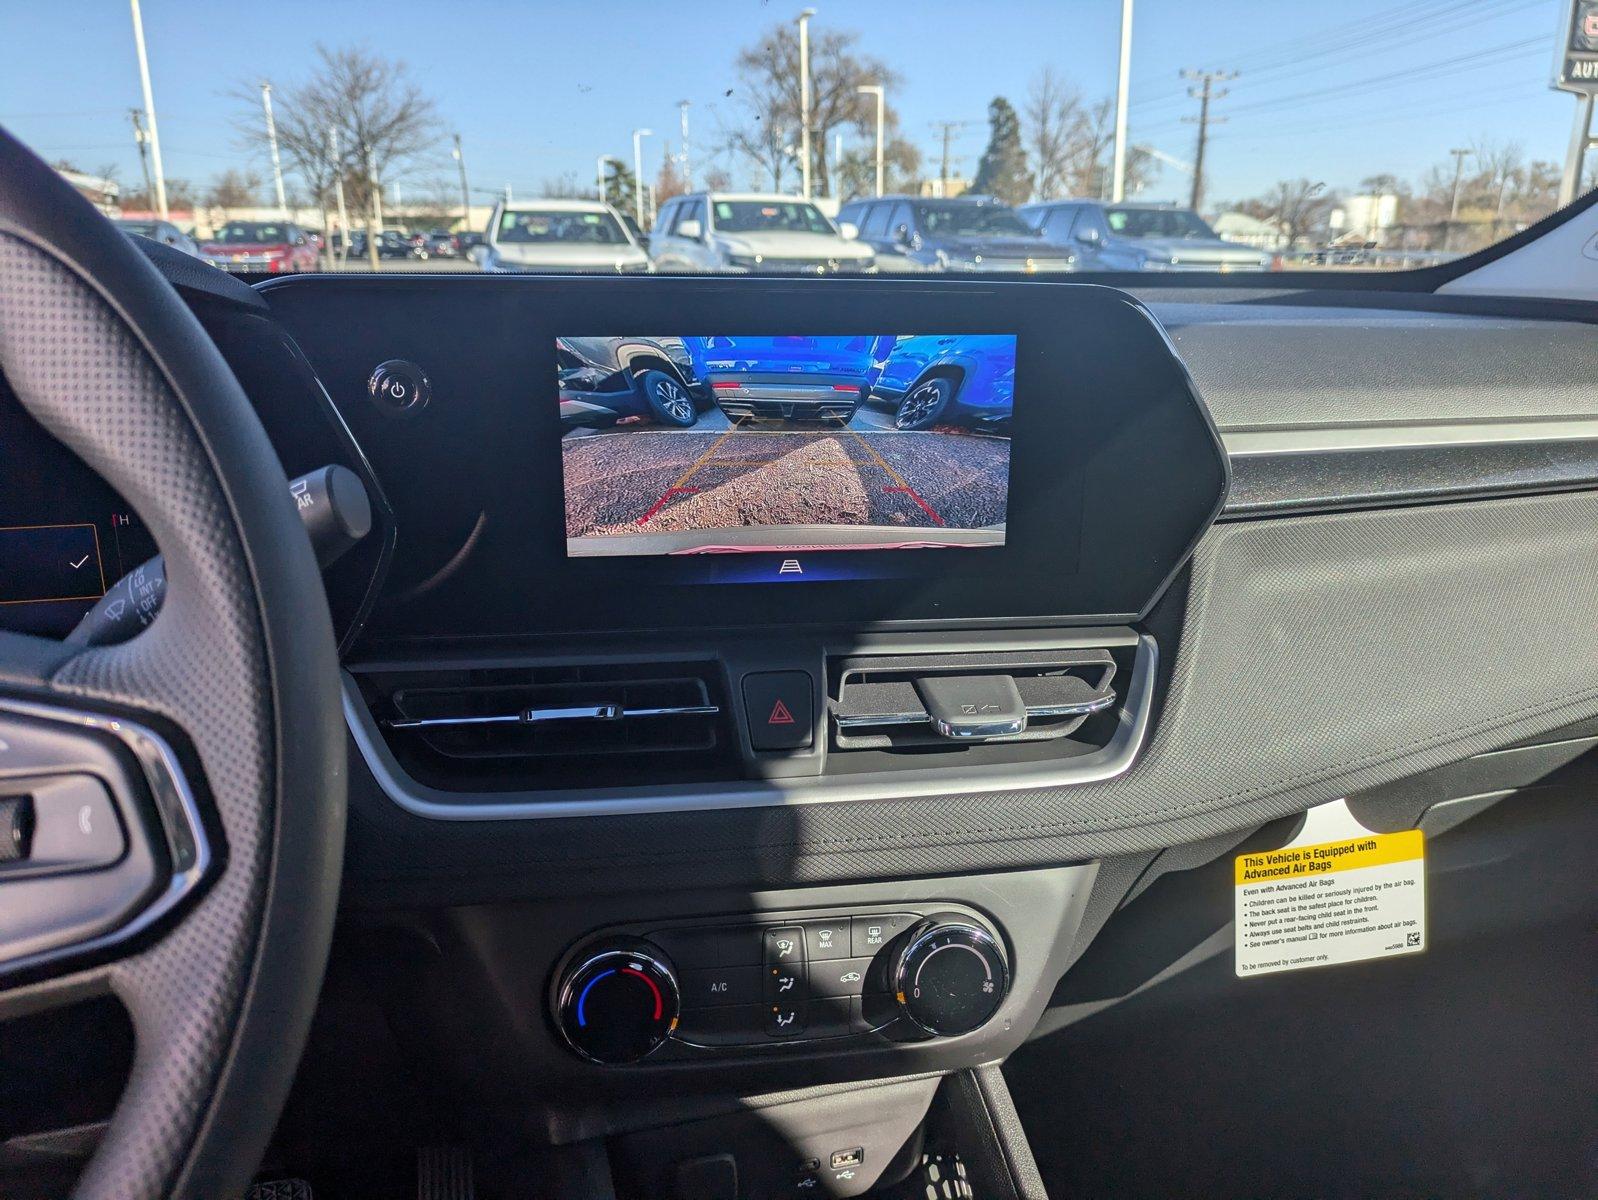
[0,129,345,1199]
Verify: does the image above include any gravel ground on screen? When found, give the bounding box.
[562,427,1009,538]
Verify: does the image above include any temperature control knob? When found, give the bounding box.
[555,941,680,1064]
[892,916,1009,1037]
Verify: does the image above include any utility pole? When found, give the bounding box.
[1111,0,1133,202]
[328,126,349,269]
[128,109,154,207]
[1558,95,1595,208]
[632,128,652,226]
[128,0,168,219]
[260,82,289,219]
[451,133,472,233]
[798,8,817,200]
[857,85,885,197]
[1181,69,1234,212]
[678,101,693,191]
[1443,146,1470,252]
[833,130,843,199]
[931,120,967,197]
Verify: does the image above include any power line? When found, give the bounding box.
[1131,0,1535,110]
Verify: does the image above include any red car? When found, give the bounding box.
[200,220,319,273]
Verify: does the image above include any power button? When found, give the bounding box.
[367,359,430,417]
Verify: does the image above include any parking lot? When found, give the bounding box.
[562,419,1009,554]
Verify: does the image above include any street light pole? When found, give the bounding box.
[128,0,168,219]
[857,85,885,197]
[452,133,472,233]
[1111,0,1133,202]
[632,128,653,226]
[261,82,289,219]
[679,100,693,191]
[798,8,817,200]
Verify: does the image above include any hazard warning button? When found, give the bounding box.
[742,671,814,752]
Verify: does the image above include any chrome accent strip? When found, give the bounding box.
[341,634,1157,820]
[0,698,212,975]
[387,703,719,730]
[835,690,1116,731]
[1223,419,1598,457]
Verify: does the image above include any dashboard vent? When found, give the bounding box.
[357,662,738,791]
[827,647,1128,762]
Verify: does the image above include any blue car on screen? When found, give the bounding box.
[866,335,1016,431]
[684,335,896,423]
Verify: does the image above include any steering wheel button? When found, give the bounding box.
[26,776,124,871]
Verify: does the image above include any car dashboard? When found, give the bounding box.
[5,253,1597,1197]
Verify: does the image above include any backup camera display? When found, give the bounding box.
[558,335,1015,558]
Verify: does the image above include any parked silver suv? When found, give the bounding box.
[649,192,875,274]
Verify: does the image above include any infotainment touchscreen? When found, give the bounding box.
[557,335,1016,560]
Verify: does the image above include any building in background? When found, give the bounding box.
[1210,211,1288,250]
[1329,193,1400,245]
[56,167,119,214]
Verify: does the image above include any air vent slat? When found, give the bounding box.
[358,662,737,791]
[828,648,1124,753]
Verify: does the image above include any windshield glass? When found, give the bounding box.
[213,222,287,244]
[115,220,161,237]
[16,2,1589,276]
[1104,208,1217,240]
[497,210,628,244]
[915,204,1034,237]
[712,201,834,234]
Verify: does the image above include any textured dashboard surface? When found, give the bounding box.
[346,488,1598,900]
[1149,303,1598,429]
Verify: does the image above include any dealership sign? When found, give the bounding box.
[1556,0,1598,92]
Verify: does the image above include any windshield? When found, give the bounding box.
[1104,207,1217,240]
[16,3,1589,276]
[213,223,288,244]
[712,201,834,235]
[497,209,629,245]
[914,204,1034,238]
[115,220,161,237]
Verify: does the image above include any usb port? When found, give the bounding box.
[830,1148,864,1170]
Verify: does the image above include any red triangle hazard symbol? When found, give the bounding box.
[767,699,796,725]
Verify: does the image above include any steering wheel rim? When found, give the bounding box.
[0,127,344,1200]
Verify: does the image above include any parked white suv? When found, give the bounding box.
[649,192,875,274]
[480,198,651,273]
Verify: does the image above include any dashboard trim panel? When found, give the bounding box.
[341,631,1155,820]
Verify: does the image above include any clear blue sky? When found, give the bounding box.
[0,0,1577,206]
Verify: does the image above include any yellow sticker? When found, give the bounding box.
[1235,803,1425,977]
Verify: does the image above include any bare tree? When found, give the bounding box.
[1261,179,1333,249]
[1469,137,1524,229]
[206,168,264,209]
[724,23,911,198]
[235,45,441,263]
[539,173,591,199]
[1025,68,1084,202]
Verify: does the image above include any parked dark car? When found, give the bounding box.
[838,195,1074,274]
[348,230,430,261]
[866,335,1016,431]
[1018,200,1273,272]
[557,336,710,430]
[424,231,459,257]
[684,335,894,423]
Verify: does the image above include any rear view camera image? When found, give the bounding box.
[558,335,1015,557]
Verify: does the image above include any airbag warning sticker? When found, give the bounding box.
[1235,827,1425,977]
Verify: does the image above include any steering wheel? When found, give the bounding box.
[0,130,344,1199]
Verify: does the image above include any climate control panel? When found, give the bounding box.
[551,908,1010,1064]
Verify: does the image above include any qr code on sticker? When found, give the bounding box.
[1406,932,1421,947]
